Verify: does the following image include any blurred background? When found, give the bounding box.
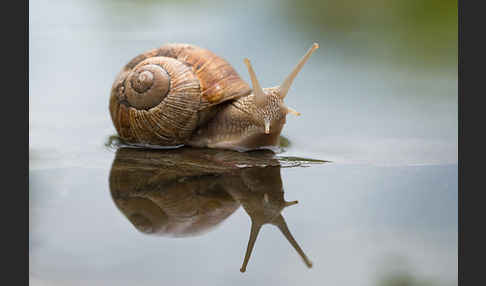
[29,0,457,285]
[29,0,457,167]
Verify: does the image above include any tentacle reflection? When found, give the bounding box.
[109,147,319,271]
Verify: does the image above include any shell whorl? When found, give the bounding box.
[109,43,252,147]
[110,56,201,146]
[125,63,170,109]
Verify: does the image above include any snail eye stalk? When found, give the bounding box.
[244,58,266,108]
[279,43,319,99]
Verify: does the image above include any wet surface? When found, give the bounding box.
[29,154,457,285]
[30,0,457,285]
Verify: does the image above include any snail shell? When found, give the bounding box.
[109,44,251,146]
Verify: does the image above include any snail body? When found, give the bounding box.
[109,43,319,151]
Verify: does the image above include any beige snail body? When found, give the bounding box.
[109,43,319,151]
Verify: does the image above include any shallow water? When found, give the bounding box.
[30,0,457,285]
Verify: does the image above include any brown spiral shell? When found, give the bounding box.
[109,43,252,146]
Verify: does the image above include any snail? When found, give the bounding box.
[109,43,319,151]
[109,147,313,271]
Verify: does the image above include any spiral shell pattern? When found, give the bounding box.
[110,56,200,146]
[109,43,252,146]
[125,63,170,109]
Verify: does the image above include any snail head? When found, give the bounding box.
[243,43,319,135]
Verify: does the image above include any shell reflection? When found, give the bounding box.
[109,147,314,272]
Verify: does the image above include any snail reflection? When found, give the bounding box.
[109,147,313,272]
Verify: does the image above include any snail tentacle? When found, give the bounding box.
[279,43,319,99]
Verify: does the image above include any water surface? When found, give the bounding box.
[30,0,457,285]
